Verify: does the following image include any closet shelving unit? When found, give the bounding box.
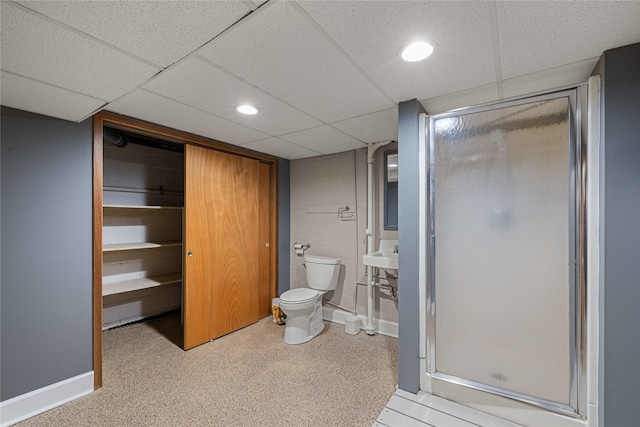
[102,204,184,297]
[101,132,185,330]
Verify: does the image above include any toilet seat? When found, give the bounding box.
[280,288,319,304]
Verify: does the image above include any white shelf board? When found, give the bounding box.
[103,205,183,210]
[103,273,182,296]
[103,241,182,252]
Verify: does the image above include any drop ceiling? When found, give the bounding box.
[1,1,639,159]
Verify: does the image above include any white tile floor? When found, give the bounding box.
[375,389,522,427]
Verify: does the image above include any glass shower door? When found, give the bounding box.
[428,92,583,416]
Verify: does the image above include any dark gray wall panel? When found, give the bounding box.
[590,54,606,427]
[278,158,290,296]
[600,43,640,427]
[1,107,93,401]
[397,99,426,393]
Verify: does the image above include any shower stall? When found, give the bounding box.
[418,82,598,422]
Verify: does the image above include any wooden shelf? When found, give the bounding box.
[103,273,182,296]
[103,241,182,252]
[104,205,183,210]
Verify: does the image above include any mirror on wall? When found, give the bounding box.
[384,151,398,230]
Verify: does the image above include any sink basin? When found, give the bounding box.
[363,251,398,270]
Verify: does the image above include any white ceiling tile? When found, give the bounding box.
[105,90,269,145]
[0,72,104,122]
[240,138,321,160]
[198,1,394,123]
[331,109,398,144]
[3,0,640,146]
[298,1,497,102]
[14,1,251,68]
[502,58,600,99]
[144,57,321,136]
[497,1,640,79]
[420,84,500,115]
[280,125,365,155]
[0,3,157,101]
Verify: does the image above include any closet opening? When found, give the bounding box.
[93,112,279,389]
[101,126,185,340]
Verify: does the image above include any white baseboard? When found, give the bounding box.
[0,371,93,427]
[323,306,398,338]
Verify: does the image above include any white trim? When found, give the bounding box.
[418,113,429,392]
[585,75,601,427]
[587,403,598,426]
[418,112,428,361]
[391,389,522,427]
[0,372,93,427]
[322,306,398,338]
[424,373,587,427]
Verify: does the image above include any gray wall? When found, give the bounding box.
[278,158,290,296]
[1,107,93,401]
[598,42,640,427]
[397,99,426,393]
[0,107,292,402]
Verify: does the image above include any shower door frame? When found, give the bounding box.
[422,86,588,418]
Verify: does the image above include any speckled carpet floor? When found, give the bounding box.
[18,313,398,426]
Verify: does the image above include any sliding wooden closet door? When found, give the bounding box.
[183,145,261,350]
[258,162,271,318]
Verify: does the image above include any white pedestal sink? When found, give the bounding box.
[363,240,398,270]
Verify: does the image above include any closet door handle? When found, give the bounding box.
[187,250,193,257]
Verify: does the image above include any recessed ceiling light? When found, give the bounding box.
[237,104,259,115]
[401,41,434,62]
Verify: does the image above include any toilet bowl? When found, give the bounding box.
[279,255,341,345]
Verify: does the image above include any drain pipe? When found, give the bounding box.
[365,140,393,335]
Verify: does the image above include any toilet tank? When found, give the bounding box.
[304,255,341,291]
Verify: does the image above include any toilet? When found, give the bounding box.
[279,254,341,344]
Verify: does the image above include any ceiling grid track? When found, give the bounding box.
[195,51,390,138]
[290,1,397,107]
[137,88,275,141]
[7,0,163,71]
[191,0,276,60]
[163,1,275,72]
[276,122,365,145]
[86,2,268,119]
[0,69,108,103]
[4,0,636,157]
[135,87,326,154]
[193,54,326,125]
[88,67,167,121]
[237,139,324,156]
[189,54,370,146]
